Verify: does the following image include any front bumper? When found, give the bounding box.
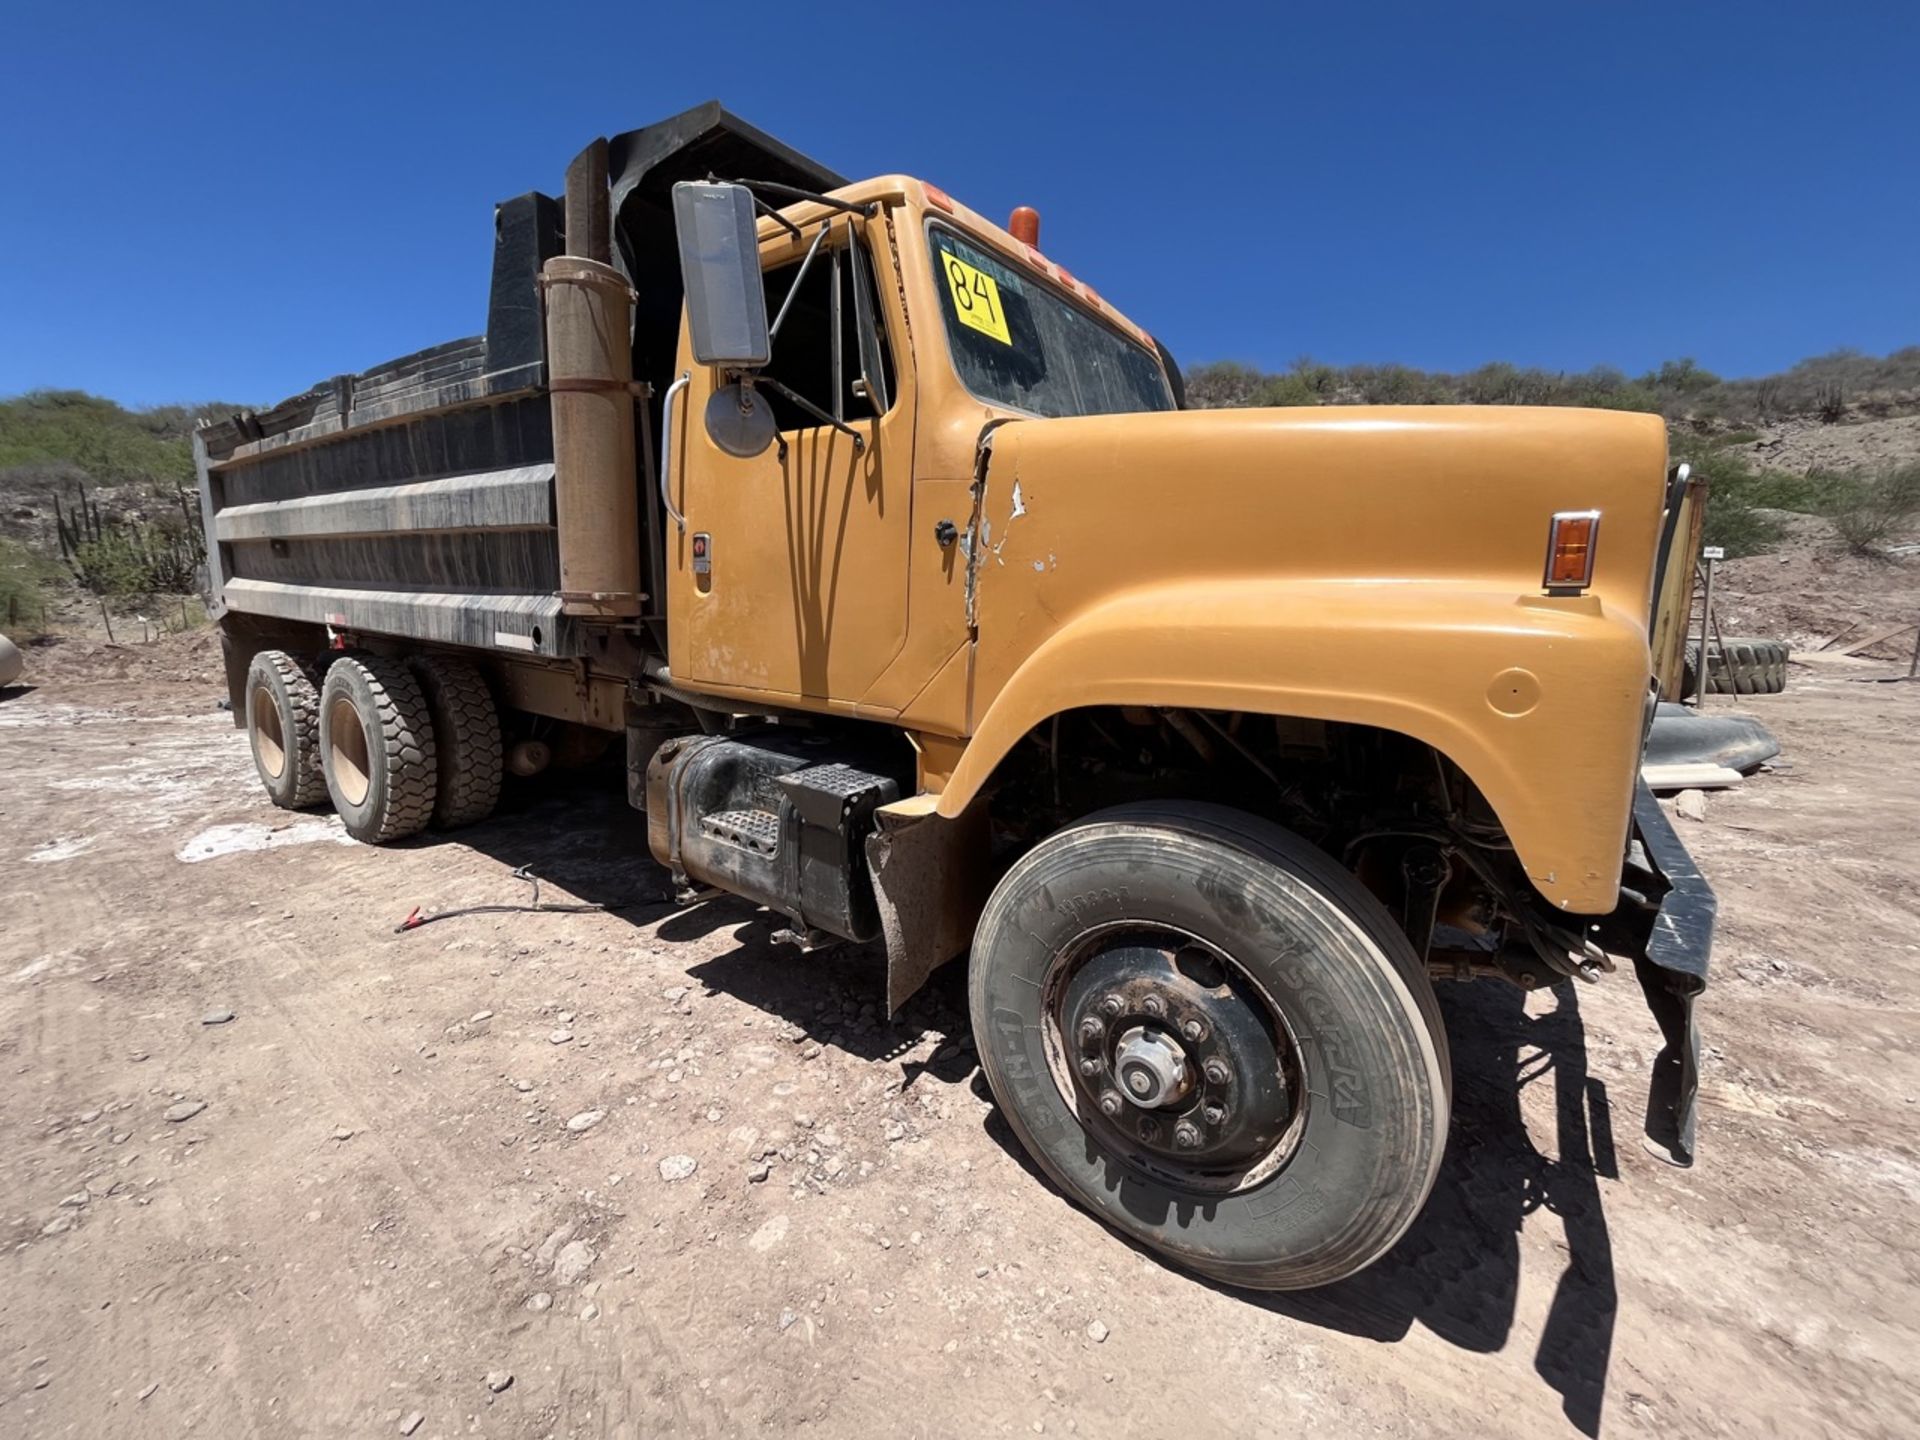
[1615,782,1714,1165]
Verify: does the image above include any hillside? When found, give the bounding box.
[0,391,242,635]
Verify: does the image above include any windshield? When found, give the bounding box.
[929,227,1173,419]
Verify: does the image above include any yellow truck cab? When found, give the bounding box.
[197,102,1711,1290]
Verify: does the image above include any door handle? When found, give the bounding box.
[660,370,691,534]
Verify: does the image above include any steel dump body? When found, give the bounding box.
[195,103,841,667]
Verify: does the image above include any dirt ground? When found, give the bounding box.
[3,637,1917,1440]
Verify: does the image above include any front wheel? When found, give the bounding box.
[969,800,1450,1291]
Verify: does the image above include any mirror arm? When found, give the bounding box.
[749,193,803,242]
[728,177,876,219]
[757,377,865,453]
[768,223,830,344]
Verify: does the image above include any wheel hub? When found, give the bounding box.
[1054,932,1297,1182]
[1113,1026,1190,1108]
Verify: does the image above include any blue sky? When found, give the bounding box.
[1,1,1913,407]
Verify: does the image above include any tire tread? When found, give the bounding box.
[409,655,502,828]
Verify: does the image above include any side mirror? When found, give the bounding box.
[671,182,771,368]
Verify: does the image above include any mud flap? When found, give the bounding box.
[866,797,990,1014]
[1623,783,1713,1167]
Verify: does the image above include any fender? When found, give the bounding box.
[935,577,1650,915]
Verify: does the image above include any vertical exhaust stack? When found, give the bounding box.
[545,137,643,619]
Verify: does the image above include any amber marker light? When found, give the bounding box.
[923,182,956,213]
[1545,510,1601,593]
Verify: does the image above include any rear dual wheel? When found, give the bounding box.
[970,801,1450,1291]
[245,650,328,809]
[319,655,438,843]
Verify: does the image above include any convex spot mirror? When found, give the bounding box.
[671,181,771,368]
[705,382,777,458]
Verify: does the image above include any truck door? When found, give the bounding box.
[665,216,913,705]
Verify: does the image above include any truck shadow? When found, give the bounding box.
[437,777,1616,1433]
[978,980,1621,1437]
[1233,980,1620,1438]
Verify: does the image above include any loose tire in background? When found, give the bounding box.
[245,649,328,809]
[969,800,1450,1291]
[408,654,502,828]
[1683,636,1789,697]
[318,655,437,843]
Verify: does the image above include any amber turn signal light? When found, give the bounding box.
[1545,510,1600,592]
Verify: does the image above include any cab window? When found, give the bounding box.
[758,227,896,432]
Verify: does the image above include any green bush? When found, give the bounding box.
[1821,462,1920,555]
[0,536,62,634]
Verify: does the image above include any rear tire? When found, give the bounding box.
[408,655,502,828]
[245,650,328,810]
[319,656,437,843]
[969,800,1450,1291]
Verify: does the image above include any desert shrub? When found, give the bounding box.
[1182,362,1267,409]
[1646,357,1721,396]
[1821,462,1920,555]
[1252,373,1324,407]
[1351,364,1443,404]
[53,481,205,599]
[0,535,62,634]
[1671,435,1792,557]
[1289,357,1339,397]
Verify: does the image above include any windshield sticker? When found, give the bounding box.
[940,251,1013,346]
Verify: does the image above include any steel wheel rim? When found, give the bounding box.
[1039,920,1306,1195]
[327,696,372,807]
[251,684,286,779]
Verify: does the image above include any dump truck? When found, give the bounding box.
[195,102,1712,1291]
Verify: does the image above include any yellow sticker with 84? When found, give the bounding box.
[941,252,1013,346]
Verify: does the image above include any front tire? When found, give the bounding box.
[318,656,437,844]
[969,800,1450,1291]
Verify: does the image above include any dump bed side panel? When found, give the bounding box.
[195,193,589,657]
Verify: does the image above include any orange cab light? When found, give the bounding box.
[1545,510,1601,591]
[923,182,955,213]
[1008,205,1041,247]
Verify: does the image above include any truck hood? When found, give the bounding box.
[971,404,1670,630]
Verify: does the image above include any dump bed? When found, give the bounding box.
[195,102,842,664]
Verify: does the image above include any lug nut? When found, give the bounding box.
[1181,1018,1207,1043]
[1079,1057,1101,1077]
[1099,994,1124,1019]
[1203,1059,1231,1086]
[1174,1122,1202,1149]
[1203,1103,1228,1126]
[1142,995,1165,1018]
[1099,1091,1124,1118]
[1078,1017,1105,1044]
